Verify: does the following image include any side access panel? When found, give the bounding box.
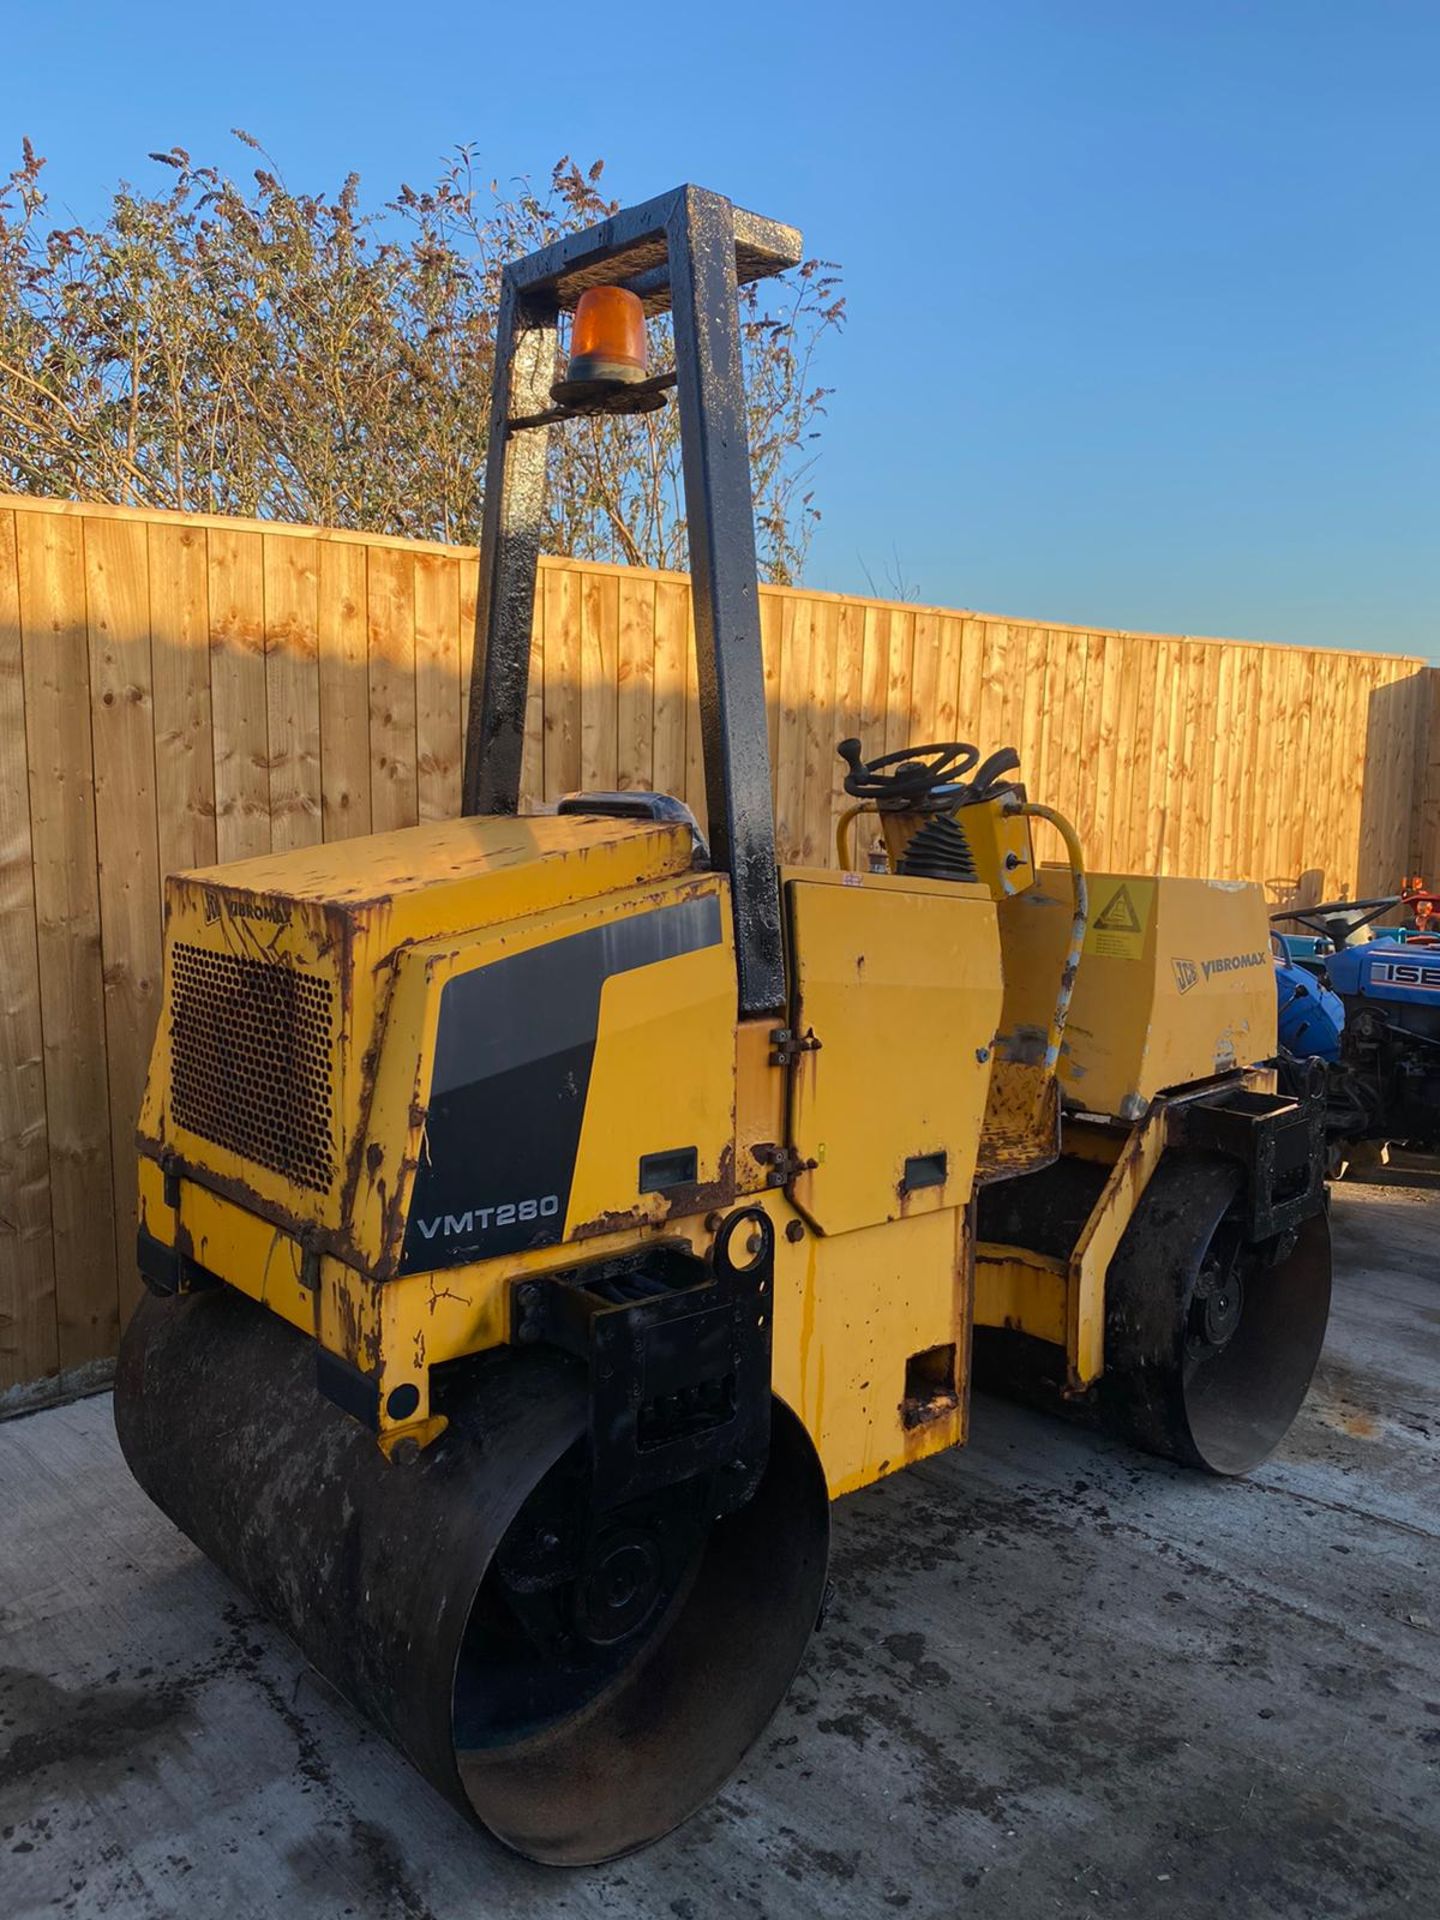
[998,872,1277,1119]
[376,873,739,1276]
[784,873,1003,1234]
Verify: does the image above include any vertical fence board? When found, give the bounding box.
[937,614,967,746]
[830,601,867,861]
[1384,671,1416,886]
[519,575,546,816]
[1075,633,1111,867]
[1306,653,1341,896]
[1107,637,1139,870]
[542,565,581,806]
[1413,669,1440,884]
[1058,632,1092,833]
[86,517,163,1319]
[458,555,478,727]
[368,547,418,832]
[17,510,119,1373]
[1375,668,1425,895]
[1354,662,1386,896]
[264,534,323,853]
[683,596,707,829]
[1369,667,1400,893]
[1014,626,1044,799]
[1343,657,1377,892]
[1290,651,1322,896]
[1170,644,1201,876]
[149,522,216,882]
[1396,671,1428,886]
[0,511,57,1399]
[855,604,884,747]
[1221,648,1244,879]
[1123,637,1156,872]
[850,606,889,870]
[908,610,941,745]
[1328,653,1358,895]
[973,618,1005,748]
[415,553,462,823]
[1387,671,1419,886]
[802,601,840,865]
[318,542,372,841]
[1151,641,1181,871]
[1194,643,1223,876]
[208,527,270,863]
[1223,649,1254,886]
[1258,646,1283,887]
[617,575,656,793]
[757,590,783,808]
[651,580,688,804]
[579,570,620,795]
[955,617,987,802]
[1288,655,1319,898]
[1248,647,1276,890]
[1034,632,1061,821]
[1338,655,1372,897]
[882,610,916,761]
[775,596,812,864]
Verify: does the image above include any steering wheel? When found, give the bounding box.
[837,739,979,803]
[1271,897,1401,947]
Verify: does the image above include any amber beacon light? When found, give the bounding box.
[553,285,649,402]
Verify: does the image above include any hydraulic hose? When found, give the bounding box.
[1002,799,1088,1076]
[836,802,875,872]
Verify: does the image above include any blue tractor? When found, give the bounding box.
[1272,891,1440,1164]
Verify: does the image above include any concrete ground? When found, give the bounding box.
[2,1180,1437,1920]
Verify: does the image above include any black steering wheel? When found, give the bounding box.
[1271,897,1399,947]
[837,739,978,802]
[836,738,1028,812]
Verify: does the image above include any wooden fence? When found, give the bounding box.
[2,492,1436,1406]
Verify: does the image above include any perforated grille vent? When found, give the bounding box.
[169,943,335,1192]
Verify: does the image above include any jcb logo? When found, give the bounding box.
[1173,958,1199,994]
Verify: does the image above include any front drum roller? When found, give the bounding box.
[975,1151,1331,1475]
[114,1285,829,1864]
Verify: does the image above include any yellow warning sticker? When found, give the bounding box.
[1085,879,1156,961]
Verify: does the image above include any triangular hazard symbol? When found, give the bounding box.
[1094,884,1141,934]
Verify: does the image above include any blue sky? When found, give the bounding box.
[4,1,1436,658]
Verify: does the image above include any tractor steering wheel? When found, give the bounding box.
[837,738,980,803]
[1271,897,1401,947]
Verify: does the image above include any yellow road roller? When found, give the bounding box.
[114,186,1331,1864]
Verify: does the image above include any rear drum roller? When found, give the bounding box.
[114,1286,829,1864]
[974,1151,1331,1474]
[1099,1153,1331,1474]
